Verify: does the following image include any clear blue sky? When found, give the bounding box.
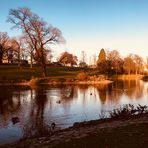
[0,0,148,62]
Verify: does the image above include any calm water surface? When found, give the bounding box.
[0,80,148,144]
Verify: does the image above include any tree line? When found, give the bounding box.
[97,48,148,75]
[0,7,148,77]
[0,7,65,77]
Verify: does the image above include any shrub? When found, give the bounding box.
[109,104,148,119]
[142,76,148,81]
[65,78,74,83]
[29,77,48,85]
[77,71,88,81]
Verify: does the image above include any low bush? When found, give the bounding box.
[142,76,148,81]
[77,71,88,81]
[109,104,148,119]
[29,77,49,85]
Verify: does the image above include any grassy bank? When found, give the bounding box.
[0,65,112,85]
[0,65,83,83]
[0,65,146,84]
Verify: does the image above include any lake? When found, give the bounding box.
[0,80,148,144]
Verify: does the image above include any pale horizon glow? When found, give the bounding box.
[0,0,148,62]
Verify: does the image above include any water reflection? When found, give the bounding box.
[0,80,148,144]
[60,85,76,113]
[96,85,108,104]
[23,87,49,138]
[111,80,145,100]
[0,86,29,128]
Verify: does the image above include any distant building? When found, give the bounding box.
[48,62,62,67]
[2,56,28,65]
[2,56,9,64]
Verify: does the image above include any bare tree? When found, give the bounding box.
[0,32,9,64]
[79,51,87,68]
[81,51,86,63]
[93,54,97,65]
[21,35,35,68]
[107,50,123,75]
[8,7,65,77]
[123,54,135,75]
[133,54,143,75]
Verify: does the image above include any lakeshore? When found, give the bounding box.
[0,1,148,147]
[1,113,148,148]
[0,65,148,147]
[0,65,146,86]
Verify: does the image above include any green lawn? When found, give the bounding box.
[0,64,85,82]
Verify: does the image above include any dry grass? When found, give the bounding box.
[109,104,148,119]
[76,71,88,81]
[0,65,83,83]
[111,74,144,80]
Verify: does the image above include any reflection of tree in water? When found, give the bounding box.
[123,80,144,99]
[123,80,136,98]
[59,85,77,113]
[107,81,124,103]
[23,85,78,138]
[135,80,144,99]
[78,85,89,91]
[0,86,13,114]
[78,85,89,105]
[61,85,75,100]
[107,80,144,103]
[23,87,49,138]
[0,86,25,127]
[96,85,108,104]
[35,87,47,132]
[0,86,22,115]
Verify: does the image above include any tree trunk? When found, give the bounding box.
[41,64,47,77]
[30,51,33,69]
[18,52,21,68]
[128,69,130,75]
[0,51,3,64]
[40,47,47,77]
[135,70,137,75]
[0,56,2,64]
[0,60,2,64]
[115,69,117,76]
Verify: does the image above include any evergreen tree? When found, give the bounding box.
[97,48,108,74]
[97,48,106,64]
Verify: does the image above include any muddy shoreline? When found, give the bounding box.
[1,114,148,148]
